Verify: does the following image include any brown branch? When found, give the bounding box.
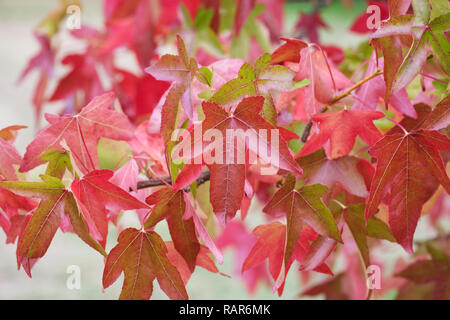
[136,170,211,191]
[301,70,382,142]
[329,69,382,104]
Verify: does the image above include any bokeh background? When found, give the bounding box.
[0,0,441,300]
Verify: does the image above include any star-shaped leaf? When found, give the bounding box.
[297,109,385,159]
[144,188,200,271]
[21,92,134,174]
[365,104,450,253]
[0,175,106,276]
[103,227,188,300]
[71,169,148,247]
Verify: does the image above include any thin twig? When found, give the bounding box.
[301,106,327,142]
[329,69,382,104]
[136,170,211,191]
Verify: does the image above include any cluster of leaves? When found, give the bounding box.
[2,0,449,300]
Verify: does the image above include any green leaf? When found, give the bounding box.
[428,0,450,19]
[412,0,431,25]
[393,32,429,92]
[103,228,188,300]
[343,203,395,268]
[209,53,295,124]
[0,175,106,276]
[428,14,450,74]
[264,174,342,267]
[194,7,214,29]
[196,66,213,87]
[343,204,371,268]
[293,79,311,89]
[366,217,396,242]
[41,149,73,180]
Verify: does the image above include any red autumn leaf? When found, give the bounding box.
[0,134,23,181]
[261,174,341,292]
[18,33,54,117]
[0,187,37,239]
[216,221,271,293]
[21,93,134,174]
[175,96,301,223]
[49,53,104,104]
[421,94,450,130]
[365,105,450,253]
[295,45,353,118]
[297,149,371,198]
[295,11,328,43]
[371,3,450,97]
[145,35,197,121]
[0,175,106,276]
[264,175,341,243]
[114,69,169,124]
[396,240,450,300]
[271,38,307,65]
[102,227,188,300]
[71,169,148,247]
[297,109,385,159]
[166,242,221,285]
[242,222,285,284]
[242,221,333,294]
[144,188,200,271]
[353,53,417,118]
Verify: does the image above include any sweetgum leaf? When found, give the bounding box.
[0,134,22,180]
[0,175,106,276]
[175,96,301,223]
[365,105,450,252]
[71,169,148,247]
[396,241,450,299]
[242,221,331,294]
[371,5,450,96]
[296,149,370,198]
[421,94,450,130]
[297,110,385,159]
[145,35,197,120]
[144,188,200,271]
[210,53,295,125]
[21,93,134,175]
[264,175,342,253]
[343,204,395,268]
[103,228,188,300]
[41,150,73,180]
